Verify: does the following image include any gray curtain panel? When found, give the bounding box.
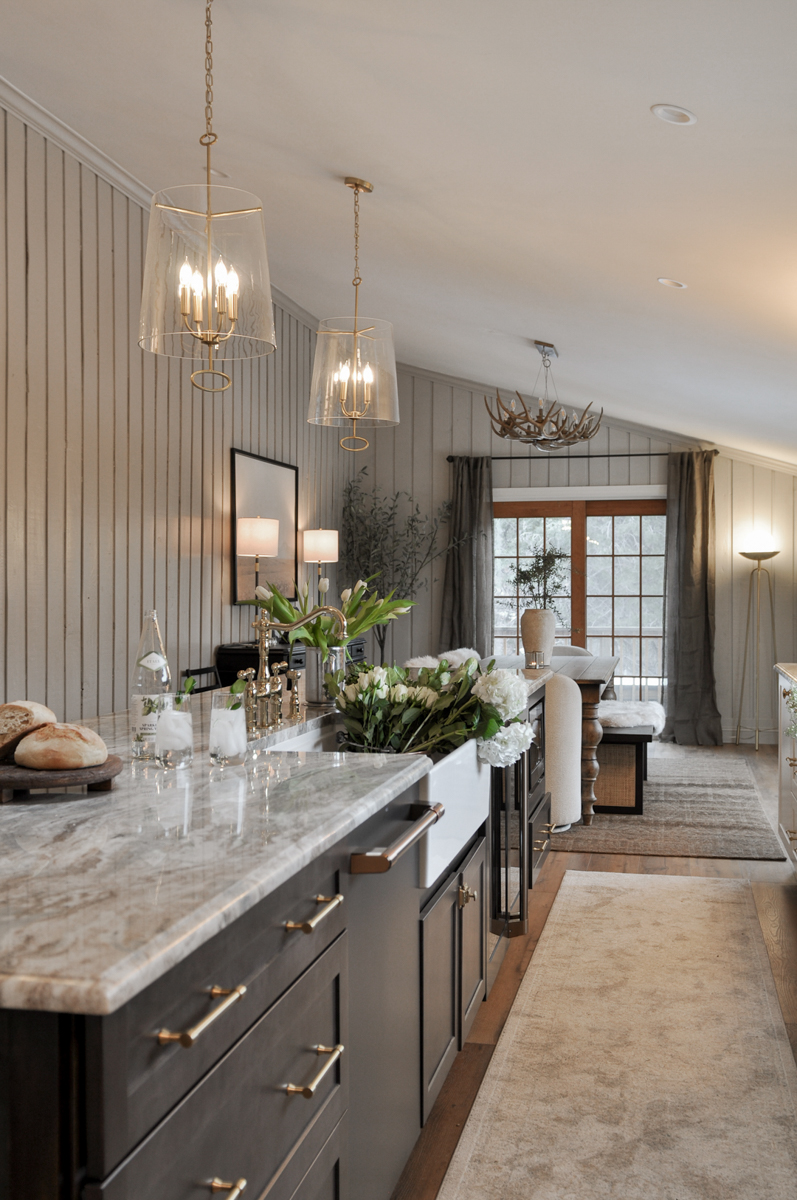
[438,456,493,657]
[662,449,723,745]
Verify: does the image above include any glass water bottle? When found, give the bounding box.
[130,610,172,759]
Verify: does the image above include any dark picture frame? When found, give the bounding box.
[231,448,298,603]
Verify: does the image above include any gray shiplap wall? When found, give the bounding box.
[361,367,797,744]
[0,106,348,720]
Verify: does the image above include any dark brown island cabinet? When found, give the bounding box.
[0,718,547,1200]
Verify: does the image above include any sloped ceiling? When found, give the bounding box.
[2,0,797,460]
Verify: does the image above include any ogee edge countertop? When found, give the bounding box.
[0,701,430,1016]
[775,663,797,688]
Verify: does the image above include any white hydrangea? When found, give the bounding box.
[477,721,534,767]
[471,669,530,721]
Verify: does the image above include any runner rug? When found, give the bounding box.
[439,872,797,1200]
[550,753,785,859]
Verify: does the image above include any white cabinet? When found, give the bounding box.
[775,667,797,864]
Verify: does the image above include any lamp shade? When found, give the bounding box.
[139,185,276,362]
[308,318,399,428]
[237,517,279,557]
[303,528,339,563]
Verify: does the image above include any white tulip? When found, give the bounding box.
[318,577,330,594]
[255,585,272,600]
[393,605,412,614]
[341,588,352,603]
[354,579,366,593]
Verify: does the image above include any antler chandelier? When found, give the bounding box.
[485,342,602,452]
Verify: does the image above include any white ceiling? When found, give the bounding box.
[3,0,797,460]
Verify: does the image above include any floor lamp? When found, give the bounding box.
[734,548,779,750]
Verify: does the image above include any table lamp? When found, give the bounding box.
[237,517,279,595]
[303,529,339,603]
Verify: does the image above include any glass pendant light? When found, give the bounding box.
[139,0,276,392]
[308,178,399,451]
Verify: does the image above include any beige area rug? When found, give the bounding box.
[439,872,797,1200]
[551,753,785,859]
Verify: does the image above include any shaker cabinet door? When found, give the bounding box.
[420,872,460,1124]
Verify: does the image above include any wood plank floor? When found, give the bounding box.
[390,744,797,1200]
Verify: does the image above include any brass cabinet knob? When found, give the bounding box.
[458,884,478,908]
[285,894,344,934]
[284,1043,344,1098]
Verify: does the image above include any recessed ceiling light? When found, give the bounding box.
[658,277,688,288]
[209,166,229,178]
[651,104,697,126]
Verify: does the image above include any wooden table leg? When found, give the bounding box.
[580,682,604,826]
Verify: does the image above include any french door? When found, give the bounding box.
[493,500,667,701]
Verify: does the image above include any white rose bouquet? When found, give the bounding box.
[327,656,532,763]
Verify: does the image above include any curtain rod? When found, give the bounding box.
[446,452,670,462]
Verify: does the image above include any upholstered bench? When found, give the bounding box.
[593,700,664,815]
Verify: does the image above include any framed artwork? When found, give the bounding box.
[231,449,298,603]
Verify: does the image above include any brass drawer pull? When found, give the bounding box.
[158,985,247,1048]
[784,688,793,699]
[285,894,344,934]
[786,830,797,842]
[350,803,445,874]
[285,1043,344,1098]
[458,884,478,908]
[533,838,550,852]
[210,1180,247,1198]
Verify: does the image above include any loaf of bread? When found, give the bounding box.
[15,723,108,770]
[0,700,57,760]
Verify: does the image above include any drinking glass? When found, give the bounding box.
[209,692,249,766]
[154,693,194,768]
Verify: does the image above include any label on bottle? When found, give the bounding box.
[131,695,160,745]
[138,652,167,672]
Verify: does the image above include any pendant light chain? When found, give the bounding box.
[204,2,215,143]
[352,185,362,330]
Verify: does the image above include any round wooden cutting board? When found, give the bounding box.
[0,755,123,802]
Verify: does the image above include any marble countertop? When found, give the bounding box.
[776,664,797,687]
[0,699,430,1015]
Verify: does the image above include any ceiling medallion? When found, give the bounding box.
[139,0,276,392]
[308,178,399,452]
[484,342,603,452]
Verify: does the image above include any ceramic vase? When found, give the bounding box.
[304,646,346,709]
[520,608,556,666]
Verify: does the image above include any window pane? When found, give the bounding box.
[615,596,640,632]
[517,517,543,554]
[494,598,518,637]
[587,556,612,594]
[545,517,571,554]
[617,637,640,675]
[587,516,612,555]
[587,635,613,657]
[642,637,663,675]
[642,514,666,555]
[494,518,517,555]
[494,559,517,593]
[641,555,664,595]
[551,597,571,630]
[642,596,663,631]
[614,515,640,554]
[614,556,640,594]
[587,595,612,633]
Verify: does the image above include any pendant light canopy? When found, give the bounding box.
[308,178,399,451]
[139,0,276,393]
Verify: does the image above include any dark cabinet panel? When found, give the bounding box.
[459,838,487,1044]
[529,789,552,887]
[84,934,347,1200]
[286,1115,347,1200]
[85,851,346,1179]
[420,871,460,1124]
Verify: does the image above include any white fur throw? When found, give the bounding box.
[597,700,665,736]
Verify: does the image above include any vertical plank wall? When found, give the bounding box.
[361,368,797,744]
[0,106,350,720]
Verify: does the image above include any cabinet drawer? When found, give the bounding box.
[86,849,347,1177]
[84,933,348,1200]
[286,1113,347,1200]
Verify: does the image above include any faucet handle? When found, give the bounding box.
[271,660,289,676]
[237,668,256,682]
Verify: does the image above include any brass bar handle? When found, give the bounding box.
[284,1043,344,1098]
[350,803,445,874]
[786,829,797,842]
[285,894,344,934]
[158,985,247,1048]
[210,1180,247,1198]
[533,838,550,852]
